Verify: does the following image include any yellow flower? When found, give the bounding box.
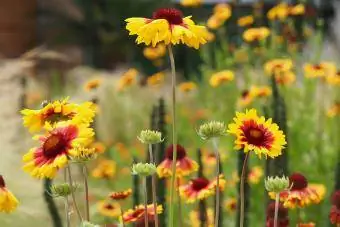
[327,103,340,118]
[264,59,293,76]
[179,81,197,93]
[237,15,254,27]
[143,44,166,60]
[290,4,305,16]
[21,98,96,133]
[248,166,263,184]
[250,86,272,98]
[207,15,225,30]
[224,198,237,213]
[117,68,138,91]
[147,72,165,86]
[213,3,232,20]
[303,62,337,78]
[0,175,19,213]
[97,200,121,217]
[180,0,202,7]
[125,8,209,49]
[209,70,234,87]
[267,3,289,21]
[326,70,340,86]
[227,109,287,158]
[275,71,296,86]
[237,90,255,108]
[92,159,116,179]
[84,78,102,92]
[189,208,214,227]
[243,27,270,42]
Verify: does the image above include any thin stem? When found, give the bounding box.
[120,207,126,227]
[177,178,183,227]
[83,164,90,221]
[168,44,177,227]
[143,177,149,227]
[273,193,280,227]
[239,152,250,227]
[66,165,83,222]
[64,170,70,227]
[149,144,159,227]
[212,138,220,227]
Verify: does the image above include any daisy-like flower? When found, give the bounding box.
[97,200,121,217]
[178,81,197,93]
[157,144,198,178]
[237,15,254,27]
[179,175,225,203]
[238,90,255,108]
[84,78,102,92]
[125,8,209,49]
[143,44,166,60]
[224,198,237,213]
[275,71,296,85]
[271,172,326,208]
[189,208,214,227]
[180,0,202,7]
[248,166,264,184]
[267,3,289,21]
[147,72,165,87]
[0,175,19,213]
[227,109,286,158]
[303,62,336,78]
[266,202,289,227]
[326,70,340,86]
[123,204,163,224]
[327,102,340,118]
[91,159,116,179]
[22,122,94,179]
[289,4,305,16]
[297,223,315,227]
[250,86,272,98]
[117,68,138,91]
[207,4,232,30]
[109,189,132,201]
[243,27,270,43]
[209,70,234,87]
[264,59,293,76]
[21,98,95,133]
[330,190,340,224]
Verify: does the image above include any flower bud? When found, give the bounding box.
[50,183,77,198]
[138,130,163,144]
[265,176,289,193]
[198,121,226,140]
[131,163,157,177]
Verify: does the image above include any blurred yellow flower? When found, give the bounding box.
[189,208,214,227]
[303,62,336,78]
[238,90,254,108]
[179,81,197,93]
[0,175,19,213]
[248,166,264,184]
[237,15,254,27]
[327,103,340,118]
[97,200,121,217]
[207,15,225,30]
[209,70,234,87]
[90,141,106,154]
[264,59,293,76]
[224,198,237,213]
[143,44,166,60]
[290,4,305,16]
[326,70,340,86]
[147,72,165,87]
[207,4,231,30]
[267,3,289,21]
[180,0,202,7]
[117,68,138,91]
[92,159,116,179]
[275,71,296,86]
[243,27,270,42]
[84,78,102,92]
[250,86,272,98]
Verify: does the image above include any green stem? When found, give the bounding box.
[143,177,149,227]
[83,164,90,221]
[64,170,70,227]
[273,193,280,227]
[168,44,178,227]
[212,138,220,227]
[120,207,126,227]
[66,165,83,222]
[239,152,250,227]
[149,144,159,227]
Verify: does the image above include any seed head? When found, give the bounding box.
[138,129,163,144]
[198,121,226,140]
[131,163,157,177]
[265,175,290,193]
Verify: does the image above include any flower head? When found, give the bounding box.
[250,86,272,98]
[21,98,95,133]
[97,200,121,217]
[132,163,157,177]
[224,198,237,213]
[157,144,198,178]
[179,82,197,93]
[326,70,340,86]
[207,4,231,30]
[117,68,138,91]
[84,78,102,92]
[109,189,132,201]
[23,122,94,179]
[179,175,225,203]
[289,4,305,16]
[198,121,226,140]
[147,72,165,87]
[297,223,315,227]
[227,109,287,158]
[237,15,254,27]
[0,175,19,213]
[138,130,163,144]
[303,62,336,78]
[267,3,289,21]
[237,90,255,107]
[243,27,270,42]
[275,71,296,85]
[180,0,202,7]
[264,59,293,76]
[327,102,340,118]
[209,70,234,87]
[123,204,163,223]
[248,166,264,184]
[125,8,209,49]
[143,44,166,60]
[266,202,289,227]
[92,159,116,179]
[265,175,289,193]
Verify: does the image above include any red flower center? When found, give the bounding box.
[104,204,114,210]
[241,90,249,98]
[132,208,145,218]
[241,120,274,149]
[43,134,67,158]
[332,190,340,208]
[153,8,183,25]
[0,175,5,188]
[191,177,210,191]
[165,144,187,160]
[289,173,308,190]
[313,64,322,70]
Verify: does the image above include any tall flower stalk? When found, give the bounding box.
[149,144,159,227]
[82,164,90,221]
[67,165,83,222]
[239,152,250,227]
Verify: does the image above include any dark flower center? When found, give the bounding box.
[266,202,288,219]
[44,108,74,123]
[104,204,114,210]
[0,175,5,188]
[43,134,67,158]
[332,190,340,208]
[153,8,183,25]
[191,177,210,191]
[241,120,274,148]
[313,64,322,70]
[289,173,308,190]
[132,209,145,218]
[165,144,187,160]
[241,90,249,98]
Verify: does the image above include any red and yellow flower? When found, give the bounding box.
[207,4,232,30]
[0,175,19,213]
[289,4,305,16]
[264,59,293,76]
[227,109,286,158]
[209,70,234,87]
[97,200,121,217]
[248,166,264,184]
[224,198,237,213]
[237,15,254,27]
[109,189,132,201]
[123,204,163,223]
[157,144,198,178]
[243,27,270,42]
[21,98,95,133]
[179,175,225,203]
[125,8,209,49]
[303,62,336,78]
[180,0,202,7]
[147,72,165,87]
[117,68,138,91]
[179,82,197,93]
[237,90,255,108]
[297,223,315,227]
[275,71,296,85]
[22,122,94,179]
[250,86,272,98]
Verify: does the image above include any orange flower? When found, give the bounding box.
[297,223,315,227]
[123,204,162,223]
[237,90,255,108]
[267,3,289,21]
[289,4,305,16]
[275,71,296,85]
[84,78,102,91]
[97,200,121,217]
[109,189,132,201]
[147,72,165,87]
[91,159,116,179]
[117,68,138,91]
[303,62,336,78]
[209,70,234,87]
[264,59,293,76]
[250,86,272,98]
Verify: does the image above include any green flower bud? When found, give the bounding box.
[131,163,157,177]
[80,221,100,227]
[198,121,226,140]
[138,130,163,144]
[265,176,289,193]
[50,183,78,198]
